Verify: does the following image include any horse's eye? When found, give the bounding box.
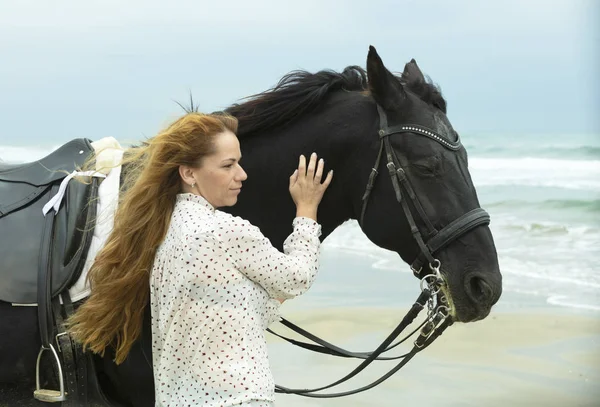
[411,156,441,176]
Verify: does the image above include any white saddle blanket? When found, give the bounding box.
[68,137,123,302]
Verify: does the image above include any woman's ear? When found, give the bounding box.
[179,165,196,187]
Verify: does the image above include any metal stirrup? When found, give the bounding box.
[34,343,67,402]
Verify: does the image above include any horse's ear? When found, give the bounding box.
[402,58,425,84]
[367,46,406,110]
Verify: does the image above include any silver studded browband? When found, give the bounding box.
[379,124,462,151]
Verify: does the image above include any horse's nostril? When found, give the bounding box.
[468,276,494,304]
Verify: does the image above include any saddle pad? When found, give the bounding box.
[68,138,123,302]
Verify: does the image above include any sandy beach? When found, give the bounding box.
[265,247,600,407]
[268,309,600,407]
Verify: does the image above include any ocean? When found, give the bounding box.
[1,132,599,313]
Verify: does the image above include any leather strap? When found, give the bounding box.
[63,292,88,403]
[53,297,79,406]
[38,184,60,349]
[411,208,490,273]
[276,316,453,399]
[427,208,490,254]
[274,290,430,397]
[36,183,90,405]
[359,141,384,226]
[270,314,425,361]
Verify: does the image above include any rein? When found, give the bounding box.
[272,281,452,398]
[270,103,490,398]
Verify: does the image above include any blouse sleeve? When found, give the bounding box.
[218,216,322,300]
[264,298,282,328]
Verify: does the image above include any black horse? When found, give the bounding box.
[0,46,501,405]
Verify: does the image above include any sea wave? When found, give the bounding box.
[491,215,599,237]
[498,256,600,289]
[465,144,600,160]
[486,199,600,213]
[470,157,600,191]
[546,295,600,312]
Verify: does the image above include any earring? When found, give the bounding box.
[191,182,196,188]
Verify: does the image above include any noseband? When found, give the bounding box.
[271,104,491,398]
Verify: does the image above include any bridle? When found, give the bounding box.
[360,104,491,278]
[270,103,491,398]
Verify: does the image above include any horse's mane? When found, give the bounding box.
[225,66,367,137]
[224,65,446,137]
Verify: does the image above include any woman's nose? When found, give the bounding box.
[237,165,248,181]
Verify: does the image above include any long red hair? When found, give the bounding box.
[67,112,238,363]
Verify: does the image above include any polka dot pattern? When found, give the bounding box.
[150,193,321,406]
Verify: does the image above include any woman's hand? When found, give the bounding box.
[289,153,333,221]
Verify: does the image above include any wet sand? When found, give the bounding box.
[268,309,600,407]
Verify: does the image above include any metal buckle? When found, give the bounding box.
[414,307,449,349]
[55,332,68,352]
[33,344,67,402]
[411,265,423,278]
[395,167,406,180]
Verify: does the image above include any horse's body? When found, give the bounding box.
[0,47,502,405]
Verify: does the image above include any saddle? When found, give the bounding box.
[0,138,98,304]
[0,138,109,405]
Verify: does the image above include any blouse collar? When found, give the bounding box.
[176,193,215,213]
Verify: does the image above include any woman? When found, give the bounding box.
[68,112,333,406]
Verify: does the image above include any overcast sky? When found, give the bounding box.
[0,0,598,146]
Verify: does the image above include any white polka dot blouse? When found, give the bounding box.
[150,193,322,406]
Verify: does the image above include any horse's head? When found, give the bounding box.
[358,46,502,322]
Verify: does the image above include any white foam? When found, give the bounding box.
[470,157,600,190]
[547,295,600,312]
[493,219,600,237]
[501,264,600,290]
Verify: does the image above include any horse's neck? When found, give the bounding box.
[231,92,378,249]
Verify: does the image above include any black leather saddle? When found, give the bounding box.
[0,138,98,304]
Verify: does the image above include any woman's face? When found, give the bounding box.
[181,130,247,208]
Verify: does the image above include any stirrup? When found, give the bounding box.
[33,344,67,402]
